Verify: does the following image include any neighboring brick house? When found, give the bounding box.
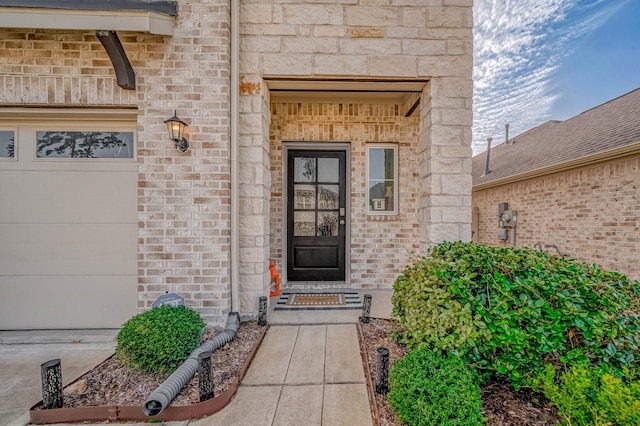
[472,88,640,281]
[0,0,473,329]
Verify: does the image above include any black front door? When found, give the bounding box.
[287,149,346,281]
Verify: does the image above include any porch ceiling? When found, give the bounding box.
[266,79,427,106]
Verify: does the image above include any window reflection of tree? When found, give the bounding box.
[5,137,14,157]
[37,132,126,158]
[384,149,394,211]
[302,158,314,180]
[318,214,338,236]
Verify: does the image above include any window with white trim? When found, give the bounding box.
[35,131,134,158]
[0,129,16,160]
[367,144,398,215]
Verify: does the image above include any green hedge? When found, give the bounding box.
[538,363,640,425]
[116,305,206,374]
[392,241,640,388]
[389,346,483,426]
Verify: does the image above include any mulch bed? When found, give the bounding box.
[358,318,561,426]
[37,321,264,409]
[34,317,561,426]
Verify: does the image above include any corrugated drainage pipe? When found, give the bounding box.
[143,312,240,416]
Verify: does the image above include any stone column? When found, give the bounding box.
[418,78,473,251]
[237,79,271,316]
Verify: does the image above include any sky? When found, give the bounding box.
[472,0,640,154]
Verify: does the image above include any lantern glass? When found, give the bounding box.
[164,112,188,142]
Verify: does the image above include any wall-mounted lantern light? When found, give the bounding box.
[164,111,189,152]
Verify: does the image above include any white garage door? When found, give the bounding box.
[0,110,137,329]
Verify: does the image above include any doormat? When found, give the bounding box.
[274,292,362,310]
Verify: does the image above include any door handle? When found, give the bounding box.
[339,218,345,225]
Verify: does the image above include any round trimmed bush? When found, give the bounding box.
[389,346,483,426]
[392,241,640,388]
[116,305,206,374]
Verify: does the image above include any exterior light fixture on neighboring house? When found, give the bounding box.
[164,111,190,152]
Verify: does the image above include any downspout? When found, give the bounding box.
[142,313,240,416]
[230,0,240,312]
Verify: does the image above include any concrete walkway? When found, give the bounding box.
[196,324,372,426]
[195,289,391,426]
[0,289,392,426]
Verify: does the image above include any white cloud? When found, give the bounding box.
[472,0,628,153]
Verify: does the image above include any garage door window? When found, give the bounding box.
[36,131,134,159]
[0,130,15,159]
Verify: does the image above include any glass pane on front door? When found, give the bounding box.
[294,184,316,209]
[317,212,338,236]
[318,185,339,209]
[318,157,339,183]
[294,157,316,182]
[294,211,315,236]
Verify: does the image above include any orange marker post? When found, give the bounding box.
[269,260,281,297]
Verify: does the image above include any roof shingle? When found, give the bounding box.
[472,87,640,186]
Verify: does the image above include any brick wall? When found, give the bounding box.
[270,102,421,288]
[0,0,234,326]
[0,28,139,106]
[473,154,640,281]
[135,1,232,324]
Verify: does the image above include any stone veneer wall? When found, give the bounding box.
[239,0,474,292]
[269,102,421,288]
[418,79,473,247]
[472,154,640,281]
[0,0,234,326]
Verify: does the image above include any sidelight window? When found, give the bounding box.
[367,144,398,215]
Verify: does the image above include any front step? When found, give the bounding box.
[283,282,348,291]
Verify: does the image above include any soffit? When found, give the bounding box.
[0,0,176,35]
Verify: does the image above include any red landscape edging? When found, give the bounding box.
[357,318,382,426]
[30,326,267,424]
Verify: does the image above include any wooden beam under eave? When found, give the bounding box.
[96,30,136,91]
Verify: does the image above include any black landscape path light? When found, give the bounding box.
[375,347,390,395]
[360,293,372,323]
[198,351,214,401]
[41,359,63,409]
[258,296,267,326]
